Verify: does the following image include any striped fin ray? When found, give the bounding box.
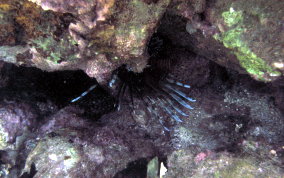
[71,84,97,103]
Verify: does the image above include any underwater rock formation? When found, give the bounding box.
[22,107,166,177]
[0,0,170,86]
[0,0,284,177]
[0,49,283,177]
[0,101,37,150]
[165,147,283,177]
[159,0,283,82]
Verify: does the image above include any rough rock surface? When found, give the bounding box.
[22,105,170,177]
[0,0,284,177]
[1,45,283,177]
[165,146,283,177]
[0,0,170,86]
[23,128,154,178]
[159,0,283,82]
[0,101,37,150]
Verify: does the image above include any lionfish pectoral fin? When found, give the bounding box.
[167,92,194,110]
[146,96,171,131]
[159,119,171,131]
[171,104,189,116]
[164,83,196,102]
[156,98,183,123]
[129,86,135,109]
[116,83,126,111]
[166,75,191,88]
[163,105,183,123]
[164,97,189,116]
[159,85,194,110]
[71,84,97,103]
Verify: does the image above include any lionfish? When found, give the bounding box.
[71,34,196,131]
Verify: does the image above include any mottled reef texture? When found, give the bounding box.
[162,0,283,82]
[0,0,284,177]
[0,0,170,86]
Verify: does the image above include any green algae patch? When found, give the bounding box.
[214,7,280,81]
[147,157,159,178]
[218,158,262,178]
[0,121,8,150]
[31,35,79,64]
[222,8,243,27]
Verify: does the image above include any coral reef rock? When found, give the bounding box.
[159,0,283,82]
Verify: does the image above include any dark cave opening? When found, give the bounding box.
[113,158,148,178]
[0,63,115,119]
[0,63,95,105]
